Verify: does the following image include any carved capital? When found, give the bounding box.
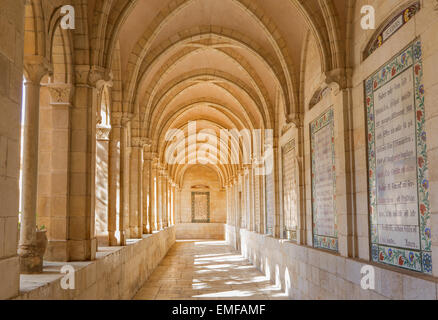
[24,56,52,84]
[111,112,123,127]
[74,65,113,88]
[321,69,344,94]
[45,84,73,105]
[89,66,113,89]
[159,168,168,178]
[96,127,111,141]
[131,137,145,148]
[287,113,302,127]
[111,112,131,128]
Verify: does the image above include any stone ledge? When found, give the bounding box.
[227,226,438,300]
[12,227,176,300]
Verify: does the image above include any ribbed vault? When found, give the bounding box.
[86,0,349,190]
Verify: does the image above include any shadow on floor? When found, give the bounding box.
[133,240,289,300]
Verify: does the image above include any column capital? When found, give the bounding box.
[286,112,303,127]
[24,55,52,84]
[44,83,74,106]
[111,112,132,128]
[151,155,160,168]
[96,127,111,141]
[74,65,113,88]
[131,137,146,148]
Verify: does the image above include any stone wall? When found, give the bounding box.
[350,0,438,270]
[178,165,226,224]
[176,223,225,240]
[13,227,175,300]
[0,0,24,300]
[228,225,438,300]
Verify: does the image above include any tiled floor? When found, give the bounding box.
[133,240,289,300]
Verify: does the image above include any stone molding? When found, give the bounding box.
[24,55,52,84]
[45,84,73,105]
[111,112,132,128]
[131,137,146,148]
[75,65,113,88]
[96,127,111,141]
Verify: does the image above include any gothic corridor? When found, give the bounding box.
[1,0,438,302]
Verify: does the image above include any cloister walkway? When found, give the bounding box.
[133,240,289,300]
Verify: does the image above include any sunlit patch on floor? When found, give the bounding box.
[133,240,290,300]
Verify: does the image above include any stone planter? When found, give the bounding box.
[36,229,48,259]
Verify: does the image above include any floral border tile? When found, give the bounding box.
[365,39,431,274]
[311,108,338,252]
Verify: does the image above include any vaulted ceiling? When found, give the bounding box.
[88,0,351,187]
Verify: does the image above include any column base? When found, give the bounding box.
[109,231,127,246]
[18,245,43,274]
[96,232,109,247]
[44,239,97,262]
[130,227,142,238]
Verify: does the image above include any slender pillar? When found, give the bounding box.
[94,125,110,246]
[171,182,176,226]
[161,170,168,228]
[108,113,122,245]
[143,146,153,234]
[175,185,181,224]
[248,164,255,232]
[120,115,131,242]
[129,137,143,238]
[42,84,74,260]
[157,166,164,230]
[18,58,49,273]
[151,157,159,231]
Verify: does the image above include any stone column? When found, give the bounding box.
[42,83,75,260]
[120,115,131,241]
[143,146,153,234]
[227,183,231,225]
[171,182,177,226]
[271,142,282,239]
[151,156,159,231]
[162,171,168,228]
[157,166,164,230]
[167,179,172,226]
[252,157,261,233]
[18,57,50,273]
[296,124,306,245]
[129,137,143,238]
[234,176,241,250]
[108,113,122,246]
[230,182,235,227]
[175,185,181,224]
[248,164,255,232]
[243,165,250,230]
[95,125,110,246]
